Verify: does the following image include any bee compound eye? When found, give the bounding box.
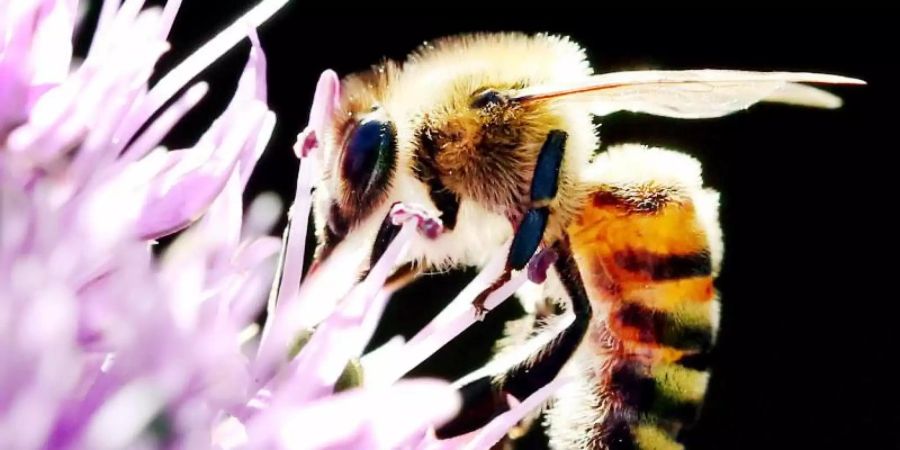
[341,119,394,186]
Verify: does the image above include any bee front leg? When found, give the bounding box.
[472,130,567,317]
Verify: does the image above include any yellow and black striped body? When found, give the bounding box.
[551,145,722,450]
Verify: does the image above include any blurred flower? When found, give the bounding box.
[0,1,565,449]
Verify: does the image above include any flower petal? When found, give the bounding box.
[267,69,339,329]
[362,240,528,387]
[254,204,440,397]
[27,0,76,86]
[242,192,283,240]
[270,380,460,450]
[82,379,168,450]
[157,0,183,40]
[294,69,340,158]
[118,82,209,165]
[417,376,570,450]
[118,0,289,148]
[135,102,266,240]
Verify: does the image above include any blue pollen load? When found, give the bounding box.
[530,130,567,203]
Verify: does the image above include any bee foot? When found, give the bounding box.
[472,291,492,321]
[472,269,512,321]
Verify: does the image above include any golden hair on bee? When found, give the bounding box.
[398,34,601,238]
[302,31,863,450]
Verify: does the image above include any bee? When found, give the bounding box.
[304,33,862,449]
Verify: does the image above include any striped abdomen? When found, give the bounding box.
[565,178,722,450]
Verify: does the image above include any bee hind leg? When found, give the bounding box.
[471,130,568,316]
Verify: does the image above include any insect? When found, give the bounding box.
[303,33,862,449]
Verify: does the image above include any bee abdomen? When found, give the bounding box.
[613,302,714,354]
[596,255,717,450]
[587,290,715,450]
[565,164,721,449]
[604,352,710,450]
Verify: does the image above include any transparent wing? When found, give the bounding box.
[514,70,865,119]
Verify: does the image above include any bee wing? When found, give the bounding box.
[513,70,865,119]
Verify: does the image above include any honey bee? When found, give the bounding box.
[304,33,863,449]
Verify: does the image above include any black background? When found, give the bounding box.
[86,3,896,449]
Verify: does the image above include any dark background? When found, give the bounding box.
[86,3,895,449]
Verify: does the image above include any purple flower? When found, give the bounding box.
[0,1,566,448]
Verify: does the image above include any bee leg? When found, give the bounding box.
[471,269,512,318]
[437,236,592,438]
[435,374,511,438]
[472,130,567,316]
[503,237,591,399]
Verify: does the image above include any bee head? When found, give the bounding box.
[311,62,404,264]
